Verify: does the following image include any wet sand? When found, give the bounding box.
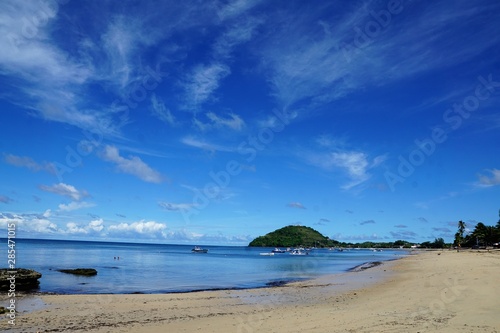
[2,250,499,332]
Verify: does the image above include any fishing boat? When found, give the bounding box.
[271,248,286,253]
[191,246,208,253]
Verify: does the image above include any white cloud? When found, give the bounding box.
[0,212,59,234]
[39,183,89,201]
[58,201,95,212]
[99,145,163,183]
[476,169,500,187]
[108,220,167,237]
[66,218,104,234]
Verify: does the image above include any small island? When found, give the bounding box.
[248,225,339,247]
[57,268,97,276]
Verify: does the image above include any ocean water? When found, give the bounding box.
[11,239,406,294]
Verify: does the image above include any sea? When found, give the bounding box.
[10,239,407,294]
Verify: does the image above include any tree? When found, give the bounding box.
[454,220,466,251]
[433,237,446,248]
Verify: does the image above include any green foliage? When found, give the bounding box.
[249,225,338,247]
[463,222,499,247]
[421,238,446,248]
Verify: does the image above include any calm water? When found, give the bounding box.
[11,239,406,294]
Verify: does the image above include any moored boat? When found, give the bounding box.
[191,246,208,253]
[289,249,308,256]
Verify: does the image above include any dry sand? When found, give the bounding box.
[2,250,499,332]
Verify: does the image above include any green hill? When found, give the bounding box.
[248,225,338,247]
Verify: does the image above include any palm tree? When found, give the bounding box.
[455,220,466,252]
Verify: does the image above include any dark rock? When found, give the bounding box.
[57,268,97,276]
[0,268,42,291]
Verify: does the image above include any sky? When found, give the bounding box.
[1,0,499,245]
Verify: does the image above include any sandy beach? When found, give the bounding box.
[2,250,500,332]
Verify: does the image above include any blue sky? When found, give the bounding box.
[1,0,499,245]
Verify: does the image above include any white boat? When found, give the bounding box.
[289,249,308,256]
[191,246,208,253]
[271,248,286,253]
[260,252,274,256]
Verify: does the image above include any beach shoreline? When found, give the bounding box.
[2,249,499,332]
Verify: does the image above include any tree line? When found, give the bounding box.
[454,213,500,249]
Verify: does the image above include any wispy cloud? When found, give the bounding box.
[394,224,407,228]
[475,169,500,187]
[206,112,245,131]
[99,145,164,183]
[390,231,418,239]
[158,202,198,212]
[432,227,451,232]
[183,64,231,109]
[192,112,245,132]
[39,183,89,201]
[287,202,306,209]
[332,232,387,241]
[180,136,234,153]
[4,154,56,174]
[0,1,205,135]
[216,0,264,20]
[308,149,386,190]
[181,16,261,110]
[0,195,14,204]
[257,1,500,112]
[151,94,176,126]
[360,219,376,225]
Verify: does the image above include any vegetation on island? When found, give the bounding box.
[249,226,339,247]
[248,225,447,249]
